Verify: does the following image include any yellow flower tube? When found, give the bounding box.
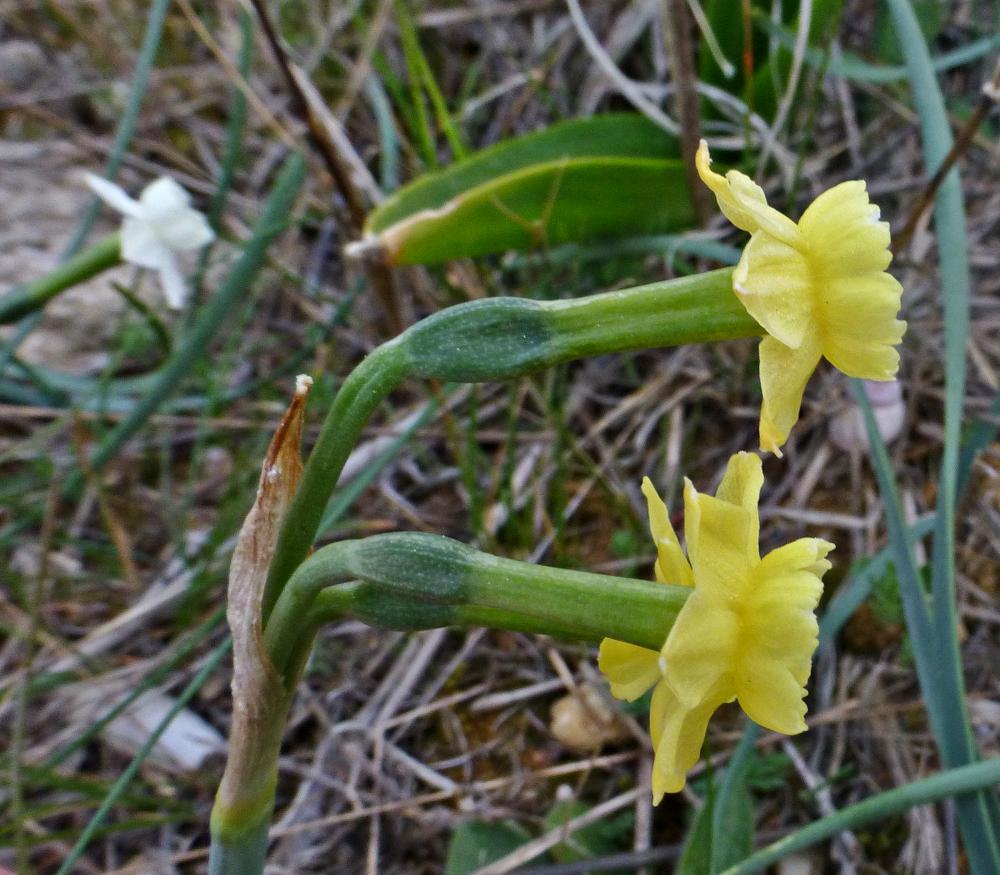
[599,453,834,801]
[695,142,906,456]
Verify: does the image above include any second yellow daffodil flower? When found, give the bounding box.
[599,453,833,801]
[695,142,906,456]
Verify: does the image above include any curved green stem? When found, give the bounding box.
[261,340,410,621]
[262,267,757,623]
[266,532,690,681]
[0,234,121,324]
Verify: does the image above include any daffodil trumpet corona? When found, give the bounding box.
[599,452,833,800]
[695,141,906,456]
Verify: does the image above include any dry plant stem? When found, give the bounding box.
[892,60,1000,254]
[663,0,711,224]
[248,0,404,334]
[210,381,310,873]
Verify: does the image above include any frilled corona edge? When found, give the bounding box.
[599,453,833,801]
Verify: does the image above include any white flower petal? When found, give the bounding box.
[85,173,141,217]
[159,209,215,252]
[156,251,189,309]
[138,177,215,251]
[139,176,192,218]
[121,217,171,269]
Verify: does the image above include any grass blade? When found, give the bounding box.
[855,382,1000,869]
[53,639,232,875]
[885,0,1000,861]
[720,757,1000,875]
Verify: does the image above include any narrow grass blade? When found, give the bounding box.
[53,638,231,875]
[855,382,1000,868]
[885,0,1000,860]
[395,0,466,160]
[755,14,999,83]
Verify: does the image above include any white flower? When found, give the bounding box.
[85,174,215,309]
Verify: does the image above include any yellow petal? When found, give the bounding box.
[641,477,694,587]
[683,479,756,594]
[758,332,823,456]
[650,678,728,800]
[662,590,738,707]
[713,451,763,560]
[733,232,813,349]
[820,272,906,379]
[695,141,799,246]
[735,538,833,734]
[598,638,662,701]
[799,180,891,277]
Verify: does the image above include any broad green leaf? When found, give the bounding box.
[445,820,538,875]
[360,115,694,265]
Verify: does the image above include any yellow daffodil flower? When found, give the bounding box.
[695,142,906,456]
[599,453,833,801]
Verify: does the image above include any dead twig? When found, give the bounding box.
[247,0,404,334]
[892,59,1000,254]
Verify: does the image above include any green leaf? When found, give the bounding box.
[543,800,632,874]
[360,115,694,265]
[445,821,538,875]
[680,769,754,874]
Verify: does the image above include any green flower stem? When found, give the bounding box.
[208,816,270,875]
[208,707,287,875]
[309,583,644,643]
[545,267,755,358]
[0,233,121,324]
[262,267,754,624]
[265,532,690,683]
[261,340,411,621]
[218,533,688,875]
[720,757,1000,875]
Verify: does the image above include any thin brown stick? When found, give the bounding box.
[892,59,1000,254]
[248,0,404,333]
[663,0,711,224]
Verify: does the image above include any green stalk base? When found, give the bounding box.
[208,816,270,875]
